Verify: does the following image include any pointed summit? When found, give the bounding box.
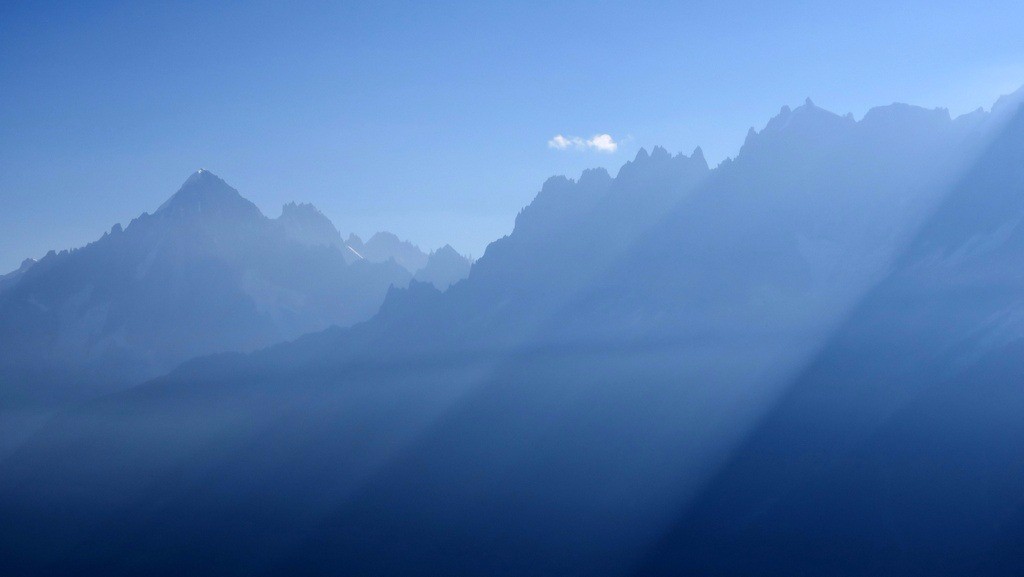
[361,232,429,273]
[278,201,333,231]
[156,169,262,221]
[651,145,671,160]
[434,244,462,258]
[691,146,706,164]
[413,244,472,290]
[177,168,230,195]
[276,202,345,252]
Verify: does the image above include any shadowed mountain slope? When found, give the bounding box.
[636,98,1024,577]
[0,171,413,457]
[2,94,1022,576]
[0,170,411,396]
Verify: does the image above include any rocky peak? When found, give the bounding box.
[155,169,263,223]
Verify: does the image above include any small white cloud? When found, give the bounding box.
[585,133,617,152]
[548,133,618,153]
[547,134,579,150]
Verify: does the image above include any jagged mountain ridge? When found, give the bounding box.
[0,170,412,389]
[637,94,1024,577]
[3,93,1024,576]
[0,170,473,390]
[0,171,472,458]
[275,201,473,279]
[346,231,431,273]
[276,201,352,260]
[0,257,36,295]
[413,245,474,290]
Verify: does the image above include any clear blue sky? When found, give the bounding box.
[2,1,1023,271]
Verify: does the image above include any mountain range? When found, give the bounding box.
[3,91,1024,575]
[0,170,470,456]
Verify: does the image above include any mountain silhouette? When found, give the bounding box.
[637,95,1024,577]
[276,201,352,260]
[3,91,1024,576]
[413,245,473,289]
[0,170,417,386]
[346,231,431,273]
[0,171,418,456]
[155,169,263,221]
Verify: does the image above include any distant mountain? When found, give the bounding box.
[346,231,431,273]
[3,92,1024,576]
[342,230,473,284]
[638,95,1024,577]
[413,245,473,290]
[0,257,35,295]
[0,170,416,453]
[275,201,352,260]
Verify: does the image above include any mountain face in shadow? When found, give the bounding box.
[3,94,1024,576]
[0,257,36,295]
[636,98,1024,577]
[0,170,413,452]
[275,201,355,261]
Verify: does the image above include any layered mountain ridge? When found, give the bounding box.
[0,172,470,456]
[3,91,1024,575]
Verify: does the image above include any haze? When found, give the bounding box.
[3,1,1024,272]
[4,3,1024,576]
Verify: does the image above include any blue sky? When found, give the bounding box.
[2,1,1023,271]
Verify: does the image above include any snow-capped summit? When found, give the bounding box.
[155,169,262,221]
